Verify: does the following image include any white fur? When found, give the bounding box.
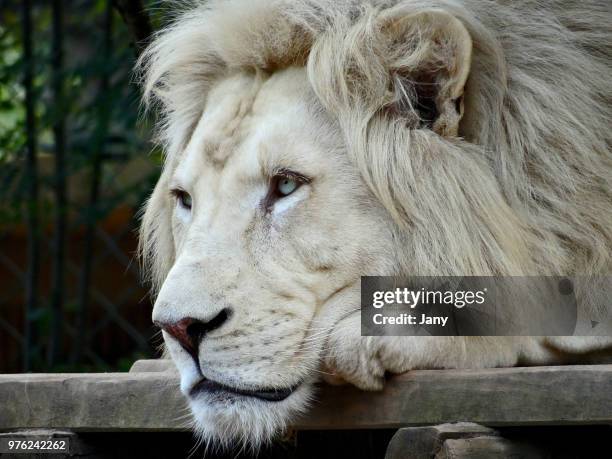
[138,0,612,448]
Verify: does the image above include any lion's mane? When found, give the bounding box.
[139,0,612,300]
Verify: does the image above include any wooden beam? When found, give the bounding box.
[300,365,612,429]
[1,365,611,432]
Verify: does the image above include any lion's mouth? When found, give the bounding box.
[190,378,299,402]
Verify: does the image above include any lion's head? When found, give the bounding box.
[138,0,612,449]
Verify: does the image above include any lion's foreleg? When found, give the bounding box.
[322,314,561,390]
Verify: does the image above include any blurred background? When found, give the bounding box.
[0,0,165,373]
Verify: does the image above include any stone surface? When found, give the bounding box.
[1,363,611,432]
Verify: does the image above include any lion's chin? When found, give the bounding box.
[187,381,314,449]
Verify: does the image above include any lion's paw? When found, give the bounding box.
[322,335,414,391]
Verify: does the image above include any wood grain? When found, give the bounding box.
[1,363,611,432]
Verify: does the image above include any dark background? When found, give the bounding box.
[0,0,164,373]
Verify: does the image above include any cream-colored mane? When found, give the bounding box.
[140,0,612,283]
[138,0,612,448]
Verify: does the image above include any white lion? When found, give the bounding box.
[137,0,612,448]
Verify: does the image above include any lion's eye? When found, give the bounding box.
[172,189,192,210]
[271,171,310,199]
[263,170,311,211]
[277,177,298,196]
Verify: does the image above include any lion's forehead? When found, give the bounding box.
[175,67,320,187]
[174,68,339,191]
[198,73,263,168]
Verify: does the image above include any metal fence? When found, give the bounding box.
[0,0,161,373]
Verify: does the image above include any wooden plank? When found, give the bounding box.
[384,423,498,459]
[296,365,612,429]
[129,359,174,373]
[1,365,611,432]
[434,437,546,459]
[0,372,187,432]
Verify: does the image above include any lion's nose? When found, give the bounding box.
[155,309,231,359]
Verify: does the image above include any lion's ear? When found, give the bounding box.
[379,10,472,137]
